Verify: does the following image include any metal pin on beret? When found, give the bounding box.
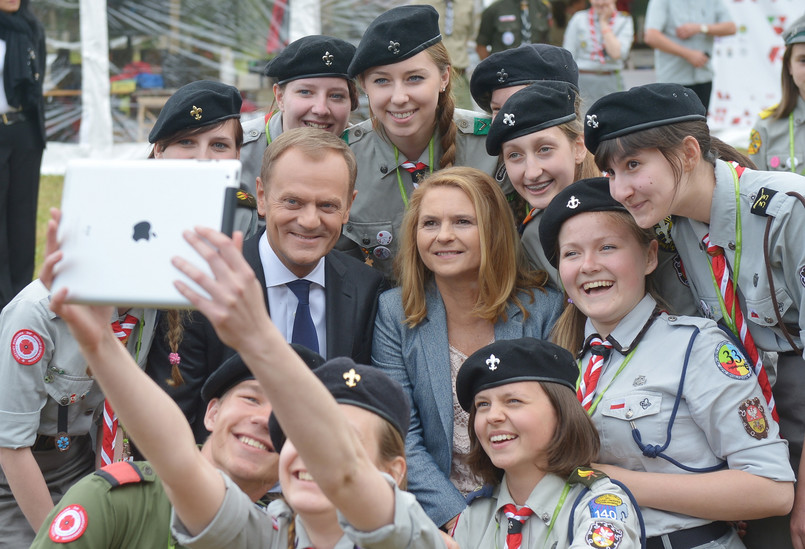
[264,35,357,84]
[486,81,577,156]
[148,80,242,144]
[538,177,626,268]
[201,344,325,402]
[456,338,578,412]
[470,44,579,113]
[268,357,411,452]
[784,13,805,46]
[348,5,442,78]
[583,83,707,155]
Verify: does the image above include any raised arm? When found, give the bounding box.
[172,227,399,533]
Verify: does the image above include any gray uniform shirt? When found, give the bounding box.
[521,211,560,288]
[0,280,156,448]
[585,294,795,536]
[453,472,642,549]
[342,109,505,276]
[644,0,731,85]
[171,471,446,549]
[671,159,805,354]
[239,113,283,197]
[749,96,805,175]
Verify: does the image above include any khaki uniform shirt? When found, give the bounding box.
[171,471,447,549]
[454,470,642,549]
[584,295,795,536]
[749,97,805,175]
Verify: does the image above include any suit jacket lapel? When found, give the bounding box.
[419,287,454,438]
[242,230,270,313]
[323,252,356,360]
[494,300,525,340]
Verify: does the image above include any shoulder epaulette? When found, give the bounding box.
[454,108,491,136]
[465,483,495,505]
[345,119,373,145]
[236,189,258,209]
[94,461,152,488]
[567,467,609,488]
[759,104,779,120]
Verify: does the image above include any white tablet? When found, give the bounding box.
[52,158,241,308]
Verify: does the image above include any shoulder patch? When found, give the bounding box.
[94,461,147,488]
[465,483,495,505]
[11,329,45,365]
[568,467,608,488]
[739,397,769,440]
[759,104,778,120]
[49,504,89,543]
[588,493,629,521]
[586,520,624,548]
[748,128,762,155]
[473,117,491,135]
[652,217,675,252]
[751,187,778,217]
[714,340,752,380]
[236,190,257,209]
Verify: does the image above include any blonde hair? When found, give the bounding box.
[396,167,548,326]
[360,42,458,169]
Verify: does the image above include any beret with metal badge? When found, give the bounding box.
[265,35,356,84]
[149,80,242,144]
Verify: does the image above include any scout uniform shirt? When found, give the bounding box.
[171,471,447,549]
[584,294,795,537]
[31,461,275,548]
[342,108,504,276]
[453,469,642,549]
[748,96,805,175]
[239,113,283,197]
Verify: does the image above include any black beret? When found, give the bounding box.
[538,177,626,268]
[583,83,706,155]
[348,5,442,78]
[201,344,325,402]
[264,35,356,84]
[784,13,805,46]
[456,338,577,412]
[149,80,242,143]
[470,44,579,113]
[269,357,410,452]
[486,81,577,156]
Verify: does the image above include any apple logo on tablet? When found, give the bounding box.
[132,221,155,242]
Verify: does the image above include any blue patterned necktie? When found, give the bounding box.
[286,279,319,353]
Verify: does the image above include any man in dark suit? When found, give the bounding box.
[147,128,387,442]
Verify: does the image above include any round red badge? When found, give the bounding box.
[49,504,88,542]
[10,329,45,365]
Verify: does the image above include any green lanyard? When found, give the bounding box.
[577,347,638,416]
[393,138,434,208]
[704,163,742,336]
[494,482,572,549]
[788,113,803,174]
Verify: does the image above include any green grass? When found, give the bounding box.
[35,175,64,276]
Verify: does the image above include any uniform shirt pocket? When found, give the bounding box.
[44,366,95,408]
[598,392,664,464]
[744,285,792,328]
[341,221,396,264]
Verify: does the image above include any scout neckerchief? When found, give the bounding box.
[99,313,139,465]
[494,482,572,549]
[577,337,612,411]
[589,8,616,64]
[394,137,434,208]
[518,207,539,235]
[502,504,533,549]
[576,308,660,416]
[702,163,777,420]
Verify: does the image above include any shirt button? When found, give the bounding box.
[84,409,94,415]
[541,513,550,523]
[380,165,388,174]
[44,374,54,383]
[354,129,363,138]
[60,396,70,406]
[668,315,677,322]
[728,242,736,251]
[249,129,259,137]
[626,409,634,418]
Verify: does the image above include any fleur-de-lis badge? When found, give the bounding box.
[497,69,508,83]
[566,195,580,209]
[586,114,598,128]
[322,51,334,66]
[486,354,500,371]
[502,113,515,126]
[388,41,401,54]
[343,368,361,388]
[190,106,203,121]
